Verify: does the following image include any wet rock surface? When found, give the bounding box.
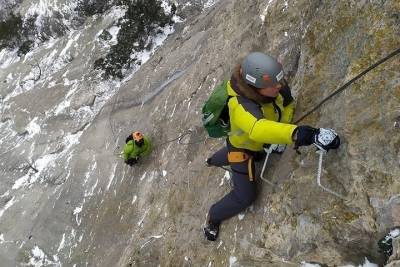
[0,0,399,266]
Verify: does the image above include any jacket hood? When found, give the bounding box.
[230,65,276,104]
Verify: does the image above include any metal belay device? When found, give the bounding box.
[260,128,344,199]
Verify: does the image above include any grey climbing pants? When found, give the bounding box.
[208,142,257,224]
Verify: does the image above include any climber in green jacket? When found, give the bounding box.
[123,131,151,166]
[204,52,340,241]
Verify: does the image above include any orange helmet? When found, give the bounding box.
[132,131,143,142]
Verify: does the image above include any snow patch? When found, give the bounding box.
[6,72,14,82]
[301,263,321,267]
[106,163,118,190]
[204,0,219,9]
[0,191,10,198]
[73,206,83,226]
[29,245,61,266]
[219,171,231,186]
[60,31,81,57]
[388,228,400,238]
[137,209,149,227]
[260,0,275,23]
[85,179,99,198]
[108,26,121,45]
[0,48,20,69]
[161,0,173,14]
[140,172,147,181]
[12,131,81,189]
[122,20,177,82]
[0,196,16,218]
[83,158,97,185]
[57,233,66,252]
[305,257,378,267]
[26,117,41,138]
[229,256,237,267]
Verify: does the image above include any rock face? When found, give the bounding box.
[0,0,399,266]
[387,238,400,266]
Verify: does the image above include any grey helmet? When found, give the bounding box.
[241,52,284,89]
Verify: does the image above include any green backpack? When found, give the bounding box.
[202,80,230,138]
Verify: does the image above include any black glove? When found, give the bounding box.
[314,128,340,151]
[125,157,138,166]
[294,125,319,148]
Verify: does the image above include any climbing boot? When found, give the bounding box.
[204,221,220,241]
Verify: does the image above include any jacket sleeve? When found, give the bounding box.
[123,143,131,161]
[231,101,297,144]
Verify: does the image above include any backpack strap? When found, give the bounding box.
[279,79,294,107]
[236,96,263,120]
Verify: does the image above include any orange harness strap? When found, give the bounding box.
[228,152,249,163]
[228,152,254,181]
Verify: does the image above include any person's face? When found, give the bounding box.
[257,82,282,97]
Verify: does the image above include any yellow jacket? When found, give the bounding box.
[227,80,297,151]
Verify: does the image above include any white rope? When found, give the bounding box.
[316,150,346,200]
[260,145,276,186]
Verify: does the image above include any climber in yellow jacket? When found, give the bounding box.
[204,52,340,241]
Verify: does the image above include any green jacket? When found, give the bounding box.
[227,66,297,151]
[123,137,152,161]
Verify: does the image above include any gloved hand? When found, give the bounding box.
[294,126,341,151]
[314,128,340,151]
[294,125,319,148]
[125,157,138,166]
